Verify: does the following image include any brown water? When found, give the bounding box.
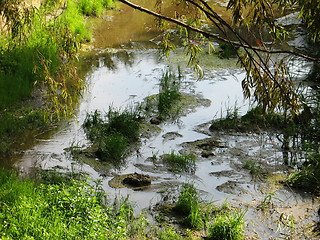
[10,1,320,239]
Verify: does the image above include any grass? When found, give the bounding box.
[82,107,141,166]
[0,168,204,240]
[163,151,197,174]
[0,168,247,239]
[0,0,115,111]
[157,70,182,120]
[173,183,204,229]
[286,150,320,195]
[207,210,246,240]
[210,106,285,132]
[0,168,126,239]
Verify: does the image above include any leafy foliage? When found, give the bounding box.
[298,0,320,42]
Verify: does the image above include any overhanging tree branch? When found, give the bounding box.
[118,0,320,63]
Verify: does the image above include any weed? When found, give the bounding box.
[163,151,197,174]
[207,210,246,240]
[257,192,282,211]
[243,159,262,175]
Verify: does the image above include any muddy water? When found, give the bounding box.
[12,1,320,239]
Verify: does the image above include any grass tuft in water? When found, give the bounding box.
[243,159,262,175]
[163,151,197,174]
[82,107,140,166]
[158,69,182,120]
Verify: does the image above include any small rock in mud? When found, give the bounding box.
[216,180,248,195]
[181,137,227,153]
[209,170,238,178]
[201,150,215,158]
[150,117,161,125]
[162,132,183,141]
[109,173,152,189]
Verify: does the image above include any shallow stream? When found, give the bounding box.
[10,1,320,239]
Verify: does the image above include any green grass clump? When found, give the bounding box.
[207,210,246,240]
[0,168,134,239]
[163,151,197,174]
[173,183,204,229]
[287,151,320,194]
[158,70,182,120]
[83,107,140,165]
[78,0,114,16]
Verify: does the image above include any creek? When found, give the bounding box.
[9,1,320,239]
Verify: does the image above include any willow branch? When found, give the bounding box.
[118,0,320,63]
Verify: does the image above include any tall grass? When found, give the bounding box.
[83,107,140,165]
[163,151,197,174]
[0,168,191,239]
[158,70,181,120]
[173,183,204,229]
[207,210,246,240]
[0,168,119,239]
